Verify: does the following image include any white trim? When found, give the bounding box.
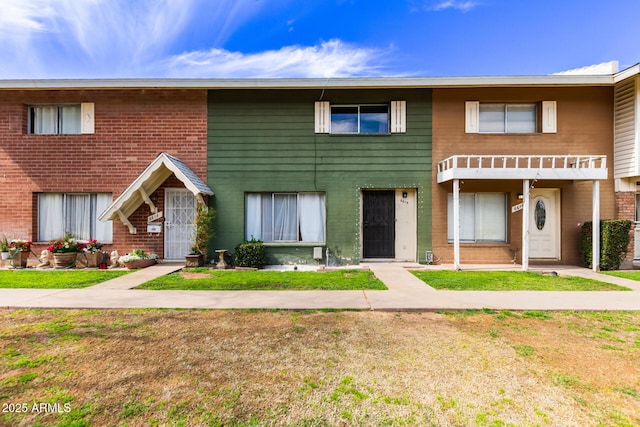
[437,154,607,182]
[541,101,557,133]
[465,101,479,133]
[522,181,530,271]
[80,102,95,134]
[0,74,620,90]
[98,153,213,225]
[314,101,330,133]
[593,181,600,272]
[390,100,406,133]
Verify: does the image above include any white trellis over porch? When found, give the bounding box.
[437,154,608,272]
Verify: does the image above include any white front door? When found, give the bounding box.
[164,189,196,259]
[529,189,560,259]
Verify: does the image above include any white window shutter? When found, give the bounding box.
[465,101,479,133]
[314,101,330,133]
[542,101,557,133]
[81,102,95,134]
[390,100,406,133]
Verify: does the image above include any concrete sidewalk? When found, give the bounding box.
[1,262,640,311]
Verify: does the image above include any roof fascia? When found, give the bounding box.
[614,64,640,83]
[0,75,615,90]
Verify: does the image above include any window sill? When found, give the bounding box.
[263,242,326,247]
[447,242,508,246]
[328,133,392,136]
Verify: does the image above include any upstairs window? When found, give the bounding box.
[331,105,389,134]
[465,101,556,134]
[479,103,536,133]
[28,103,95,134]
[315,101,405,134]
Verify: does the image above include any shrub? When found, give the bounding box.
[580,219,632,270]
[191,204,216,258]
[234,238,266,269]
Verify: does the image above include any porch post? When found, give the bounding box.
[453,178,461,270]
[522,179,530,272]
[593,180,600,272]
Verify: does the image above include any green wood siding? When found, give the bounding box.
[208,89,432,265]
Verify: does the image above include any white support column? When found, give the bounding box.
[522,180,530,272]
[453,179,461,270]
[593,180,600,272]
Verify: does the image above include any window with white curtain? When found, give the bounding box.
[245,193,326,242]
[38,193,113,242]
[28,105,81,134]
[479,103,536,133]
[447,193,507,243]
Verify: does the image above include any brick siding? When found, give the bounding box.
[0,89,207,258]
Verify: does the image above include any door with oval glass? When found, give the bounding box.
[529,189,560,259]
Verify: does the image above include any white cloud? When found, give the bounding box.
[0,0,390,78]
[161,39,389,78]
[428,1,479,12]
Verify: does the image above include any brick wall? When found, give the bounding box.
[0,89,208,257]
[615,191,635,268]
[432,86,615,265]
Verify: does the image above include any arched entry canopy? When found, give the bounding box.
[437,154,607,272]
[98,152,214,234]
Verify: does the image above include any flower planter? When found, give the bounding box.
[84,251,103,268]
[11,250,30,268]
[1,251,9,260]
[123,259,157,269]
[53,252,79,269]
[185,254,204,268]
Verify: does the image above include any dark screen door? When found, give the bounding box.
[363,191,395,258]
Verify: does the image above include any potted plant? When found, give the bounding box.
[10,239,32,268]
[83,239,104,268]
[119,249,158,269]
[0,236,10,260]
[48,235,84,268]
[186,203,216,267]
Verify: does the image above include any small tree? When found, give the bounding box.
[191,203,216,261]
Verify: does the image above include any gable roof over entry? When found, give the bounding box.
[98,152,214,234]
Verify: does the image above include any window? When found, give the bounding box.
[465,101,556,134]
[28,103,94,134]
[38,193,112,242]
[245,193,326,242]
[330,105,389,134]
[315,101,405,134]
[479,103,536,133]
[447,193,507,243]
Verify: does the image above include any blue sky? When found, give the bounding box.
[1,0,639,79]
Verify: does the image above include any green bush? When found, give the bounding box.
[234,238,266,269]
[580,219,632,270]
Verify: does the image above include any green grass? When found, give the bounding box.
[602,271,640,281]
[0,270,130,288]
[137,268,387,290]
[411,270,630,291]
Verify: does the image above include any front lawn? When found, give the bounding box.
[137,268,387,290]
[0,270,131,289]
[602,271,640,281]
[411,270,630,291]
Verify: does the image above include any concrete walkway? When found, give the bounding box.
[1,262,640,311]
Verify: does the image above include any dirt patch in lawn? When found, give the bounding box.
[1,309,638,426]
[180,272,211,279]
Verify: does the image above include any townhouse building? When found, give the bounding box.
[0,62,638,269]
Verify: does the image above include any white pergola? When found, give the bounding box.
[437,155,608,272]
